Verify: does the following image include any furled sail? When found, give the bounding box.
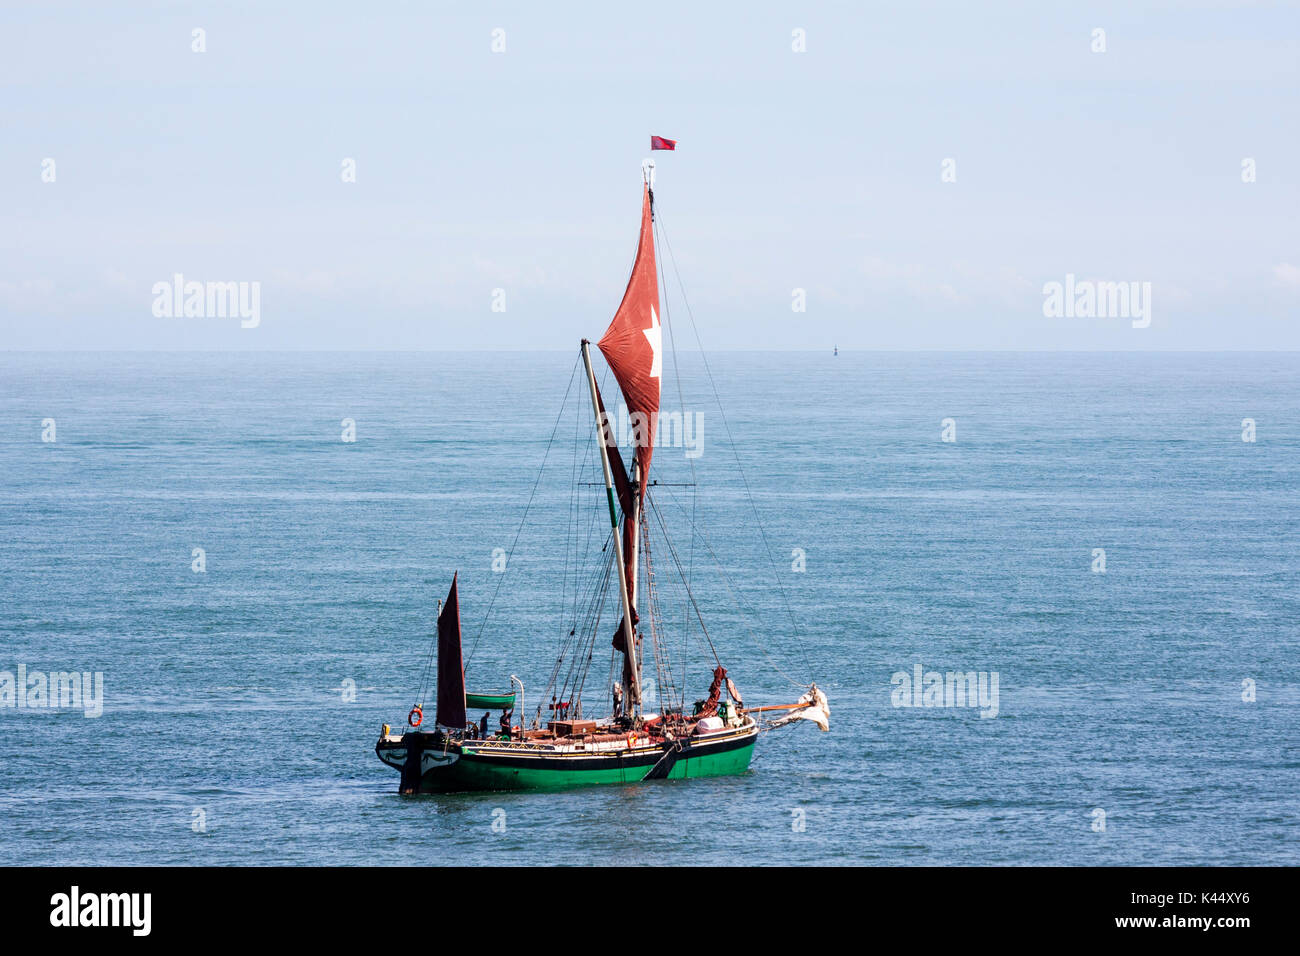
[594,378,639,693]
[597,184,662,489]
[768,684,831,732]
[593,380,636,519]
[435,573,467,730]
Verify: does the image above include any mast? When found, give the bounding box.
[625,158,651,686]
[625,161,652,710]
[627,161,650,645]
[627,457,641,682]
[580,339,642,714]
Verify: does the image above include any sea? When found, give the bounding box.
[1,351,1296,866]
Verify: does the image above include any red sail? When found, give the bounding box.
[435,573,466,730]
[597,184,662,490]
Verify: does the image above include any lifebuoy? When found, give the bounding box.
[408,705,423,728]
[626,732,636,749]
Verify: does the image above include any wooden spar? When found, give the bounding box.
[744,702,809,713]
[580,339,641,713]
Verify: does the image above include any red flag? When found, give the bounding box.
[649,135,676,151]
[598,185,661,486]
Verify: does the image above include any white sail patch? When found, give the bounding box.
[769,684,830,732]
[643,306,662,378]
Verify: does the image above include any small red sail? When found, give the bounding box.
[435,573,466,730]
[598,184,662,489]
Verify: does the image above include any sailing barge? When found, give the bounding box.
[377,155,828,794]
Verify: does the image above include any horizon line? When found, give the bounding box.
[3,348,1299,356]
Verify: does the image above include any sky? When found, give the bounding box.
[1,0,1297,350]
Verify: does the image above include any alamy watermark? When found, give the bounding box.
[50,886,150,936]
[891,663,999,718]
[599,404,704,459]
[1,664,104,718]
[1042,274,1151,329]
[152,273,261,328]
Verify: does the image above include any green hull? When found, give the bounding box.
[380,725,758,794]
[435,740,754,793]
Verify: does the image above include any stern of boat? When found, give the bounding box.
[375,729,461,794]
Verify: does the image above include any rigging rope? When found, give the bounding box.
[644,490,721,669]
[655,212,814,682]
[465,354,580,667]
[652,220,701,715]
[414,606,439,713]
[653,466,809,690]
[541,361,620,724]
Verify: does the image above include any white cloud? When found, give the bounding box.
[0,278,57,310]
[1273,263,1300,288]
